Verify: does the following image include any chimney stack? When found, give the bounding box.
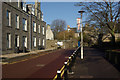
[35,0,38,16]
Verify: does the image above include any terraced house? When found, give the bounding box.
[1,1,46,54]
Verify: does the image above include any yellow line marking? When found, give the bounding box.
[65,57,69,58]
[60,65,65,72]
[67,60,69,63]
[53,47,80,80]
[53,75,57,80]
[53,60,69,80]
[61,70,64,77]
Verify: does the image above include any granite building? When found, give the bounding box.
[1,1,46,54]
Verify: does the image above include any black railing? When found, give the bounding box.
[53,47,80,80]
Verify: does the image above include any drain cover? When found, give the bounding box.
[80,75,93,78]
[36,64,45,67]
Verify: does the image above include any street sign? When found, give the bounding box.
[77,18,80,31]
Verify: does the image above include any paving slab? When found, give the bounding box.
[68,48,120,79]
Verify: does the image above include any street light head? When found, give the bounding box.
[78,11,85,13]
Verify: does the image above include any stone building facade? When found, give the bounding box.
[1,2,46,54]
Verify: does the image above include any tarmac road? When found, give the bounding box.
[2,49,75,79]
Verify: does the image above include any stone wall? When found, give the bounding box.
[46,40,57,49]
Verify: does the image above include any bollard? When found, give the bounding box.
[68,57,72,74]
[71,55,74,67]
[71,55,74,63]
[69,57,71,63]
[64,62,68,80]
[73,52,77,59]
[57,70,61,80]
[68,56,74,74]
[72,54,76,64]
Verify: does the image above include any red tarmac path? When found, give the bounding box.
[2,49,75,79]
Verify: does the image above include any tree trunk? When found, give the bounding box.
[111,33,115,44]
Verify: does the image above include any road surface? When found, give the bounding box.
[2,49,75,79]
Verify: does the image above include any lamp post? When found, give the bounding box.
[78,10,85,59]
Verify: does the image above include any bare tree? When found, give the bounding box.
[76,1,120,43]
[51,19,67,39]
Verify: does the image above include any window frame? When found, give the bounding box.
[16,14,19,29]
[38,25,40,33]
[7,33,11,49]
[42,39,45,46]
[33,21,36,32]
[33,37,36,47]
[23,36,27,48]
[7,10,11,27]
[42,27,45,35]
[23,18,27,31]
[39,38,41,46]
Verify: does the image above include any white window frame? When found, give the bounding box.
[39,38,41,46]
[22,2,26,12]
[23,18,27,31]
[25,37,27,48]
[23,36,27,48]
[15,35,20,47]
[18,0,20,7]
[32,5,35,15]
[43,39,45,46]
[7,10,11,26]
[7,33,11,48]
[17,35,20,47]
[16,15,19,29]
[38,25,40,33]
[33,37,36,47]
[25,19,27,31]
[42,27,44,35]
[33,22,36,32]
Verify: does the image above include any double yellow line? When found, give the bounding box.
[3,52,50,65]
[53,59,69,80]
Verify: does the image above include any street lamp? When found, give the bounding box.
[78,10,85,59]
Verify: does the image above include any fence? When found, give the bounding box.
[53,47,80,80]
[105,50,120,65]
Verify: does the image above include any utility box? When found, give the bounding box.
[78,41,80,47]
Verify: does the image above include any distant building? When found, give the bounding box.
[67,25,70,31]
[70,27,77,33]
[46,25,54,40]
[67,26,79,38]
[1,1,46,54]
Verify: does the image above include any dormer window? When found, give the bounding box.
[32,5,35,15]
[23,2,26,11]
[18,0,20,7]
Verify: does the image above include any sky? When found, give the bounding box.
[41,2,86,29]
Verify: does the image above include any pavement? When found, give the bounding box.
[68,48,120,79]
[0,48,56,64]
